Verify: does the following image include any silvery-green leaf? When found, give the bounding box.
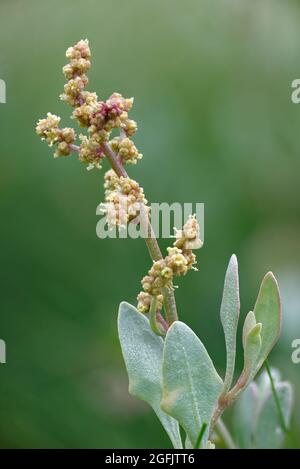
[161,321,223,448]
[243,323,262,385]
[242,311,256,350]
[254,382,293,449]
[118,302,182,449]
[220,255,240,392]
[253,272,281,372]
[233,382,259,448]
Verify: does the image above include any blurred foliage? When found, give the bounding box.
[0,0,300,448]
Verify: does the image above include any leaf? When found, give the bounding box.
[243,323,262,385]
[161,321,223,448]
[254,382,293,449]
[220,254,240,392]
[118,302,182,449]
[253,272,281,372]
[232,382,259,448]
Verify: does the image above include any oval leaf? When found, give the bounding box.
[161,321,223,447]
[220,254,240,392]
[253,272,281,372]
[118,302,182,449]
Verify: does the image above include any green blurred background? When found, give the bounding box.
[1,0,300,448]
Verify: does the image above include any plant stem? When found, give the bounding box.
[101,141,178,325]
[194,422,207,449]
[102,142,128,178]
[149,296,166,337]
[215,418,236,449]
[157,312,169,331]
[161,287,178,326]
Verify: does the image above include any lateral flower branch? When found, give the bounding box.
[36,39,202,331]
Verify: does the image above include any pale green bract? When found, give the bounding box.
[220,254,240,392]
[161,321,223,448]
[242,311,256,349]
[118,302,182,449]
[242,322,262,386]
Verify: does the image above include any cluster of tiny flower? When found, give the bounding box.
[110,137,142,165]
[99,170,148,228]
[36,39,141,171]
[137,216,202,313]
[36,113,76,158]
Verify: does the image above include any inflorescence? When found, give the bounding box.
[36,39,202,319]
[36,39,139,171]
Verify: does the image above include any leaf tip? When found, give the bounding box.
[230,253,238,266]
[166,320,186,337]
[264,271,277,283]
[254,322,262,335]
[247,322,262,343]
[119,300,131,311]
[262,272,280,297]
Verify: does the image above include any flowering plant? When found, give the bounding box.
[36,40,293,449]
